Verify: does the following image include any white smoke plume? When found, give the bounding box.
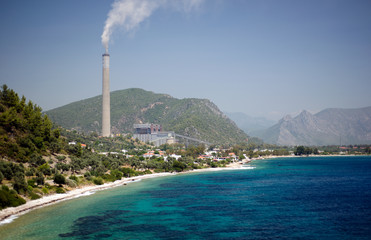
[101,0,204,52]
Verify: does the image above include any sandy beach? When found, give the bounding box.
[0,162,250,224]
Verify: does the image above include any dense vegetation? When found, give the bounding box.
[46,88,248,145]
[0,185,26,210]
[0,85,62,208]
[0,85,62,161]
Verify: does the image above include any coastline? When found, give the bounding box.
[0,172,175,224]
[0,162,251,225]
[0,154,364,225]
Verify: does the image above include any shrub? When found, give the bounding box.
[69,175,79,183]
[84,171,92,181]
[41,187,49,194]
[36,173,44,185]
[29,191,41,200]
[0,185,26,210]
[110,169,123,181]
[38,163,52,176]
[54,173,66,185]
[27,179,36,188]
[102,174,115,182]
[13,172,27,194]
[93,177,103,185]
[56,155,66,162]
[65,179,77,188]
[172,160,186,172]
[120,168,138,177]
[56,187,65,194]
[33,188,43,195]
[141,170,152,175]
[25,169,34,177]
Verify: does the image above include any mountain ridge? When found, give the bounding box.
[45,88,248,145]
[253,106,371,146]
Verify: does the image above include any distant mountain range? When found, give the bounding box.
[45,88,248,145]
[225,112,275,134]
[252,107,371,146]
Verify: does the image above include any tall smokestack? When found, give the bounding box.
[102,52,110,137]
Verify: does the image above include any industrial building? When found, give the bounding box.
[133,123,176,146]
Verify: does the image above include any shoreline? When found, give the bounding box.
[0,172,175,224]
[0,154,364,225]
[0,162,252,225]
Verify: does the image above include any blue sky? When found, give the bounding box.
[1,0,370,121]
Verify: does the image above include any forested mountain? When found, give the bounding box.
[254,107,371,146]
[46,88,248,145]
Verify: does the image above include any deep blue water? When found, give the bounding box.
[1,156,371,239]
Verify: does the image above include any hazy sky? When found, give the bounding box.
[1,0,370,121]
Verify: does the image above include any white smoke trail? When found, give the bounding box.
[101,0,204,52]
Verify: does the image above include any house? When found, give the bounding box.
[205,150,218,156]
[198,154,213,160]
[143,150,166,158]
[169,154,182,160]
[143,152,154,158]
[213,157,228,162]
[228,152,237,161]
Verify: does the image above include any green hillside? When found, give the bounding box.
[46,89,248,145]
[0,85,61,161]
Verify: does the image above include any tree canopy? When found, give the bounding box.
[0,84,62,161]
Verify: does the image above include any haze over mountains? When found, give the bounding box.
[224,112,275,134]
[249,107,371,146]
[46,88,248,145]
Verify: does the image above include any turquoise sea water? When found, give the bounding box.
[1,156,371,239]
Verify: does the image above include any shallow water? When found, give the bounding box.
[1,156,371,239]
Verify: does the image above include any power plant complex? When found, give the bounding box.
[100,51,207,146]
[133,124,176,146]
[102,52,111,137]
